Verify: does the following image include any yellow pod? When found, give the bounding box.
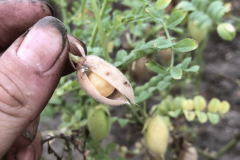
[143,115,169,159]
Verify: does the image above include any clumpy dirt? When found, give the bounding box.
[39,1,240,160]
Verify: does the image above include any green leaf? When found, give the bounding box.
[208,98,221,113]
[177,57,191,70]
[183,110,195,121]
[145,7,163,21]
[184,65,199,73]
[79,119,88,127]
[116,50,128,62]
[171,27,184,34]
[155,0,172,10]
[195,111,208,123]
[134,96,141,104]
[168,109,181,118]
[207,113,219,125]
[193,95,206,111]
[164,75,172,82]
[43,105,56,117]
[170,67,182,80]
[199,0,210,12]
[167,10,187,29]
[173,38,198,52]
[135,86,145,95]
[49,97,63,105]
[106,143,117,154]
[139,91,152,101]
[149,76,160,86]
[148,87,158,93]
[133,0,149,5]
[157,81,171,91]
[75,110,82,121]
[118,118,129,127]
[217,23,236,41]
[218,101,230,115]
[176,1,195,11]
[111,116,118,124]
[154,37,173,50]
[145,60,166,74]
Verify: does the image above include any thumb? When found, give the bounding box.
[0,16,68,158]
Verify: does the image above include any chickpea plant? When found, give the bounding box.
[40,0,239,160]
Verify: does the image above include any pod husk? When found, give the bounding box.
[77,55,135,106]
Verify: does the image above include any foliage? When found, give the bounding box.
[41,0,239,159]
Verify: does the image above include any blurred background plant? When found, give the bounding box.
[39,0,240,159]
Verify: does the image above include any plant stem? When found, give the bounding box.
[161,22,174,69]
[52,87,80,99]
[90,0,109,61]
[60,0,67,26]
[226,14,240,22]
[214,137,240,159]
[90,0,109,48]
[80,0,87,15]
[69,53,80,63]
[143,101,148,118]
[195,33,210,91]
[125,105,143,125]
[197,135,240,160]
[196,147,213,159]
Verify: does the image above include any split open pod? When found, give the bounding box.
[68,39,135,106]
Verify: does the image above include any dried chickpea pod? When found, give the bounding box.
[180,142,198,160]
[70,54,135,106]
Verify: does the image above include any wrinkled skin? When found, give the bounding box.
[0,0,80,159]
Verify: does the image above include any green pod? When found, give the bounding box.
[87,105,110,141]
[217,23,236,41]
[193,95,206,111]
[188,20,208,43]
[208,98,220,113]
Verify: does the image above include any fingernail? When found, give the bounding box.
[17,16,67,72]
[40,1,55,16]
[22,130,34,142]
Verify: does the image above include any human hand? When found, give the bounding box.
[0,0,84,159]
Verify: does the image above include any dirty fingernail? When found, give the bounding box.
[17,16,67,72]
